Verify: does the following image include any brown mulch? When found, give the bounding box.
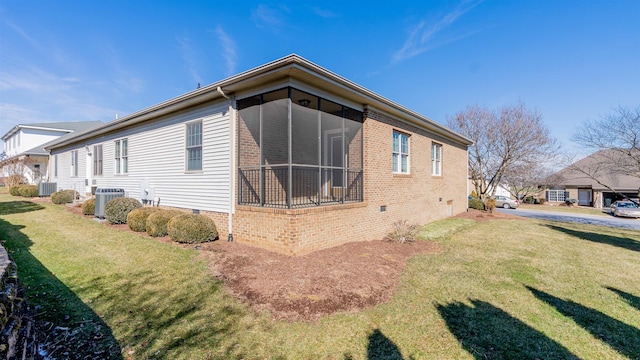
[57,200,510,321]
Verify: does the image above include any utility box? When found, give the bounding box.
[38,182,57,197]
[95,188,125,218]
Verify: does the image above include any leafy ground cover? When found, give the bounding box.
[1,191,639,359]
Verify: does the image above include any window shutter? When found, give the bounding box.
[564,191,570,200]
[545,191,549,201]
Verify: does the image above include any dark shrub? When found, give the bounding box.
[19,185,38,198]
[51,190,76,204]
[468,198,485,210]
[82,198,96,216]
[104,197,141,224]
[127,207,161,232]
[167,214,218,244]
[565,198,578,207]
[146,210,184,237]
[9,185,23,196]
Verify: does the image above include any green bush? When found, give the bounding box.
[9,185,23,196]
[104,197,142,224]
[82,198,96,216]
[19,185,38,197]
[146,210,184,237]
[51,190,77,204]
[468,198,485,210]
[127,207,161,232]
[167,214,218,244]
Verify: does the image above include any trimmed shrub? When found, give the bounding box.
[51,190,77,204]
[565,198,578,207]
[9,185,23,196]
[127,207,161,232]
[167,214,218,244]
[19,185,38,198]
[104,197,142,224]
[82,198,96,216]
[538,198,546,205]
[468,198,485,210]
[146,210,184,237]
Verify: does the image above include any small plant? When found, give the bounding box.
[127,207,161,232]
[468,198,485,210]
[485,198,497,214]
[19,185,38,198]
[146,210,184,237]
[104,197,142,224]
[538,198,546,205]
[565,198,578,207]
[470,190,478,199]
[51,190,77,204]
[167,214,218,244]
[81,198,96,216]
[384,219,420,244]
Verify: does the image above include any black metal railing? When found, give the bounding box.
[238,166,363,208]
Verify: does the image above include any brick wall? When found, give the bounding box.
[232,106,469,256]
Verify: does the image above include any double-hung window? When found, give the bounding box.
[115,139,128,174]
[186,121,202,171]
[93,145,103,176]
[548,189,566,202]
[431,142,442,176]
[392,130,410,174]
[71,150,78,177]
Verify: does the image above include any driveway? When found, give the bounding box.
[496,208,640,231]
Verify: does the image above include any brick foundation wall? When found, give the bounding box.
[231,106,469,256]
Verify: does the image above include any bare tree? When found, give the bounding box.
[502,162,550,202]
[570,105,640,202]
[573,105,640,179]
[448,101,558,200]
[1,156,34,187]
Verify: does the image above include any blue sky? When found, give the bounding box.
[1,0,638,154]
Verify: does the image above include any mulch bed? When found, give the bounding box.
[54,200,513,321]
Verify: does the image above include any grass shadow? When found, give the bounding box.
[0,200,44,216]
[0,216,123,359]
[367,328,403,359]
[545,224,640,252]
[528,286,640,359]
[437,299,579,359]
[606,286,640,311]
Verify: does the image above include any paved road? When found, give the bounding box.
[496,208,640,231]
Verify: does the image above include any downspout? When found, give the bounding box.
[218,86,235,242]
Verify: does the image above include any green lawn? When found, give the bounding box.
[1,192,639,359]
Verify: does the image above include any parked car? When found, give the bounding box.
[495,195,519,209]
[610,201,640,218]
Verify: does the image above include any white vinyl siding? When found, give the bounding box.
[431,142,442,176]
[392,130,409,174]
[50,101,231,212]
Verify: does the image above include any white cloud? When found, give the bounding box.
[251,4,290,30]
[213,26,237,77]
[0,66,80,92]
[312,7,340,18]
[392,0,483,63]
[176,36,203,86]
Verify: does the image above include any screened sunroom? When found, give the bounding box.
[237,87,364,208]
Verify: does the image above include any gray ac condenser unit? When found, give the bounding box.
[38,182,57,197]
[94,188,125,218]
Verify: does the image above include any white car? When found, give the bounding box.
[610,201,640,218]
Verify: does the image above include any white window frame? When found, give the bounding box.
[392,130,410,174]
[548,189,566,202]
[186,121,203,172]
[93,144,103,176]
[431,142,442,176]
[114,139,128,175]
[70,150,78,177]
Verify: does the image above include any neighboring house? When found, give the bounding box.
[45,54,472,255]
[1,121,103,184]
[541,150,640,208]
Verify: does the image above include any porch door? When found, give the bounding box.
[578,189,591,206]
